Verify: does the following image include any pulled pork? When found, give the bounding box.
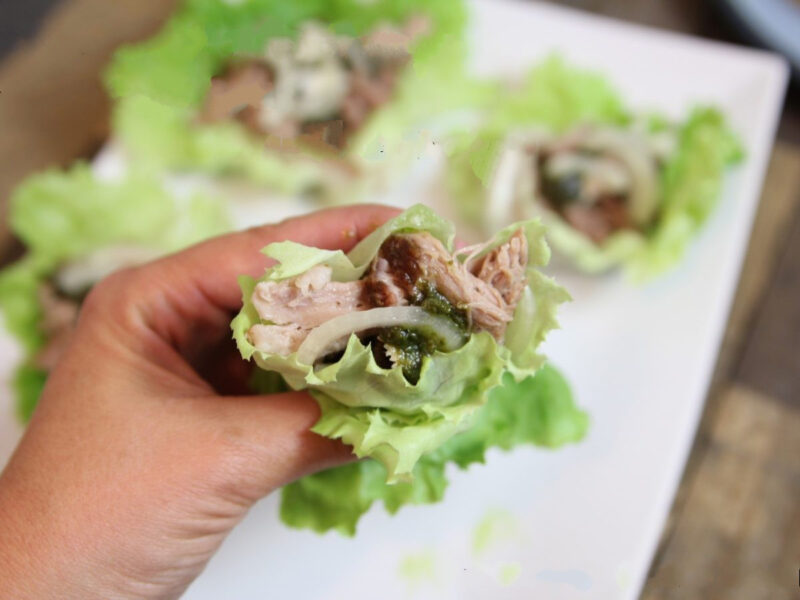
[247,229,528,358]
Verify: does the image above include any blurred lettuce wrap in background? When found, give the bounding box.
[232,204,583,533]
[0,165,230,421]
[445,57,743,280]
[105,0,485,202]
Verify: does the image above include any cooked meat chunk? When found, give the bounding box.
[251,264,366,328]
[368,232,522,340]
[248,264,369,354]
[248,230,528,357]
[248,323,309,356]
[470,229,528,307]
[199,62,275,124]
[562,196,631,245]
[362,20,425,60]
[361,256,408,308]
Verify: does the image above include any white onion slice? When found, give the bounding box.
[487,130,552,232]
[582,127,659,227]
[296,306,466,365]
[487,143,526,233]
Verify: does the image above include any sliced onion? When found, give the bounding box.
[487,143,526,233]
[296,306,466,365]
[581,127,659,227]
[487,130,553,232]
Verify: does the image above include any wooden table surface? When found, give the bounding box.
[0,1,798,597]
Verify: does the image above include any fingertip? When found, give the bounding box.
[218,391,355,490]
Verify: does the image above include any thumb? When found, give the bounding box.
[211,391,354,500]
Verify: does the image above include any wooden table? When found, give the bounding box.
[1,1,798,597]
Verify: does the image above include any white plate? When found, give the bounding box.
[0,1,787,599]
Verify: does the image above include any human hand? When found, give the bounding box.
[0,204,399,600]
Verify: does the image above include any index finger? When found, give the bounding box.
[79,204,401,365]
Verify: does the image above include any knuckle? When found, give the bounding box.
[202,433,267,504]
[244,222,277,245]
[79,266,138,320]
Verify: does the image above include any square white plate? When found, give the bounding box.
[0,1,787,598]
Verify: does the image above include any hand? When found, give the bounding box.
[0,205,399,600]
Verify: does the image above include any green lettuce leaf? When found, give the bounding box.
[486,55,629,134]
[0,257,48,354]
[9,163,231,262]
[0,164,232,422]
[445,56,629,227]
[105,0,478,198]
[623,107,744,278]
[280,365,588,535]
[445,57,742,280]
[12,365,48,423]
[232,205,567,482]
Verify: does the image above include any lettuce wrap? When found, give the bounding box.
[105,0,485,202]
[445,57,743,280]
[0,164,231,421]
[232,204,569,483]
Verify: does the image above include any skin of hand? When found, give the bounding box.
[0,204,399,600]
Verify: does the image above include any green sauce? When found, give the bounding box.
[378,281,469,384]
[541,170,582,208]
[378,327,441,384]
[412,280,469,332]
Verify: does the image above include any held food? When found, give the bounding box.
[232,205,570,482]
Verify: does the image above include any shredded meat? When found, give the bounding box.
[33,283,80,371]
[470,229,528,307]
[361,256,407,308]
[562,196,631,244]
[251,264,366,329]
[299,119,346,149]
[198,62,275,124]
[247,230,529,356]
[248,323,308,356]
[371,233,520,340]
